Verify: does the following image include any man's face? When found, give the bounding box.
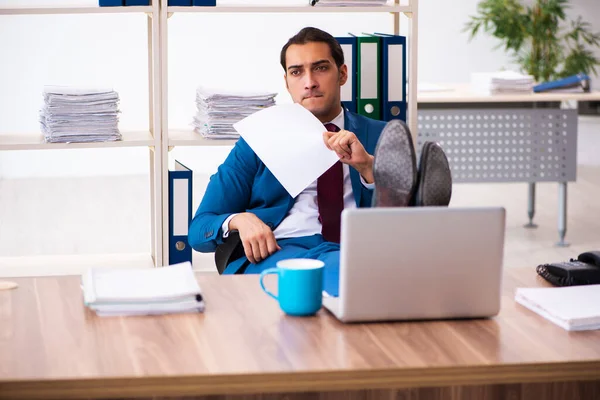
[284,41,347,122]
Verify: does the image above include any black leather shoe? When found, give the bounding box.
[413,141,452,207]
[372,119,417,207]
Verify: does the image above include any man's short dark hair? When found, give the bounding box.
[280,27,345,72]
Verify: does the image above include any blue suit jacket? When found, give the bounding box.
[188,109,386,254]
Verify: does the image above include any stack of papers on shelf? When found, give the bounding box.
[471,71,535,95]
[515,285,600,331]
[39,86,122,143]
[311,0,387,6]
[192,86,277,139]
[81,262,204,317]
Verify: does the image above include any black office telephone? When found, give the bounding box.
[536,251,600,286]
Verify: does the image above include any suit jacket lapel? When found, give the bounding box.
[345,111,367,207]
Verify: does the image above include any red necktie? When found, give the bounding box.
[317,123,344,243]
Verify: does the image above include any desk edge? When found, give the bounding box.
[2,361,600,399]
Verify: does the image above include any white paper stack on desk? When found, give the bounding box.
[192,86,276,139]
[471,71,535,94]
[516,285,600,331]
[81,262,204,317]
[39,86,122,143]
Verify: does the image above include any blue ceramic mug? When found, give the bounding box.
[259,259,325,316]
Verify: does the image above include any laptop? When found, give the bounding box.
[322,207,506,323]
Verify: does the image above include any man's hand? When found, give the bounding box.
[323,129,374,183]
[229,213,281,264]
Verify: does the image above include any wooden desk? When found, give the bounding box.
[1,268,600,400]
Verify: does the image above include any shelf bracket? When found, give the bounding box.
[403,11,413,18]
[145,12,153,19]
[167,12,174,18]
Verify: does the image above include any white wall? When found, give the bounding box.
[0,0,598,178]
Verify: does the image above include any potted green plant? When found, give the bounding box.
[464,0,600,83]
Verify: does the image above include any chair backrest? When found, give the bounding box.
[214,232,245,274]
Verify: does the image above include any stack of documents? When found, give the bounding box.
[192,86,277,139]
[515,285,600,331]
[311,0,387,5]
[81,262,205,317]
[471,71,535,94]
[39,86,122,143]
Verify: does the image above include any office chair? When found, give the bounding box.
[214,232,245,274]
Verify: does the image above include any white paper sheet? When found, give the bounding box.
[233,103,339,198]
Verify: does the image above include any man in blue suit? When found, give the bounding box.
[188,27,451,296]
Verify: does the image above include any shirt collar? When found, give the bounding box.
[326,107,345,131]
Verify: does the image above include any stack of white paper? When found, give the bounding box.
[39,86,122,143]
[313,0,387,6]
[81,262,204,317]
[471,71,535,95]
[192,86,276,139]
[515,285,600,331]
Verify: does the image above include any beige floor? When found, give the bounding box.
[1,117,598,276]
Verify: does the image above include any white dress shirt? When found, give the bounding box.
[222,108,374,239]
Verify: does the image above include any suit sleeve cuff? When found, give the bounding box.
[221,213,239,238]
[360,175,375,190]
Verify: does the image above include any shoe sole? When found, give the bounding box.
[415,141,452,206]
[372,119,417,207]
